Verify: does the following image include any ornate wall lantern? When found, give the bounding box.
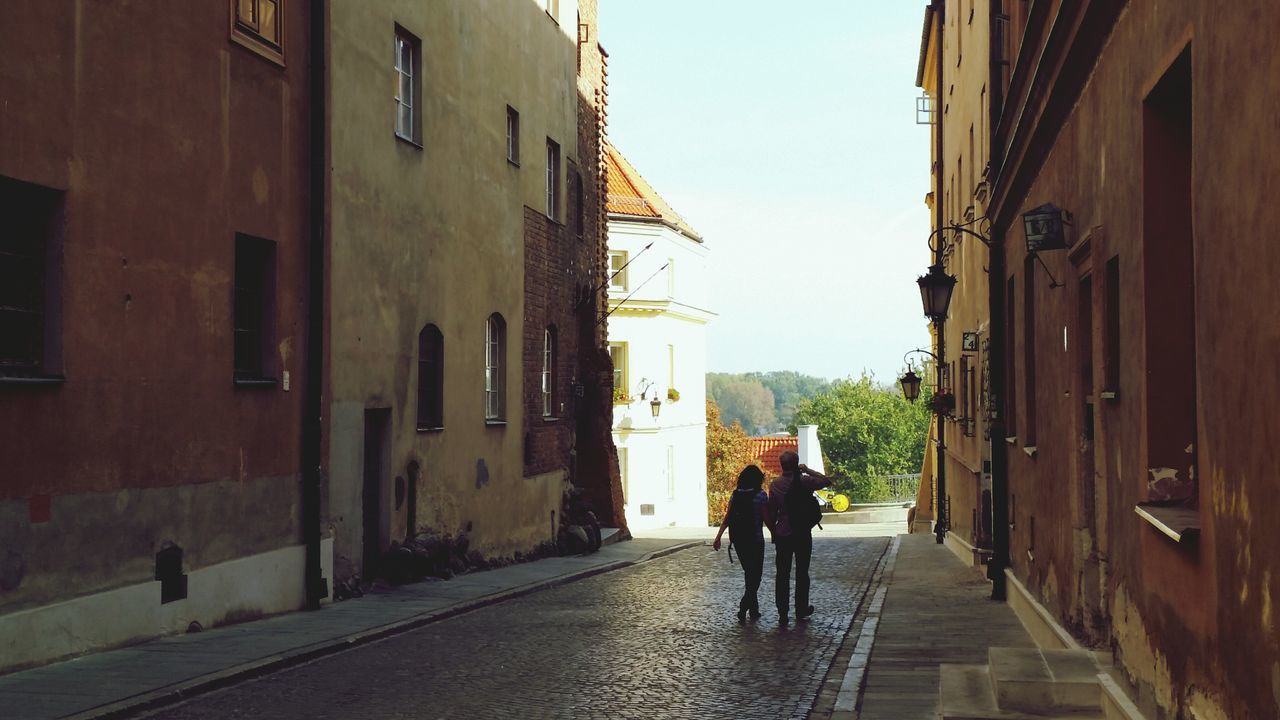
[917,263,958,323]
[1022,203,1069,252]
[650,398,662,418]
[900,369,923,403]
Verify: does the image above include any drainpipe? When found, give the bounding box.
[933,0,948,546]
[986,0,1009,601]
[302,0,328,610]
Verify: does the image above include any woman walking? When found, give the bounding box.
[713,465,772,623]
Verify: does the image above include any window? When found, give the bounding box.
[571,166,585,238]
[609,342,627,401]
[1142,47,1196,502]
[1023,255,1037,446]
[1005,274,1017,436]
[608,251,628,292]
[1104,256,1121,393]
[0,176,63,379]
[230,0,284,66]
[394,27,421,145]
[545,0,559,21]
[666,258,676,298]
[417,324,443,430]
[485,313,506,421]
[545,139,561,220]
[506,106,520,165]
[959,355,970,421]
[233,234,277,383]
[542,326,557,417]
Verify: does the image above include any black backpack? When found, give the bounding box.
[726,489,758,563]
[785,473,823,533]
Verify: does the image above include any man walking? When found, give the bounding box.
[768,451,833,625]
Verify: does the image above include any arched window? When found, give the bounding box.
[416,324,443,430]
[485,313,506,421]
[542,326,557,417]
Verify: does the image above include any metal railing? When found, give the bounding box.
[882,474,921,503]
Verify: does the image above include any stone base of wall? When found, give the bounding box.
[0,538,333,674]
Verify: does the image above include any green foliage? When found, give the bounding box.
[705,399,761,526]
[709,378,776,433]
[792,374,931,503]
[706,370,831,432]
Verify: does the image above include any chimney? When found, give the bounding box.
[796,425,824,474]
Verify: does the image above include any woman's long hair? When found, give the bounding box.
[736,465,765,492]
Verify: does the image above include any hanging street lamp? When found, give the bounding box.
[917,262,958,323]
[649,397,662,418]
[900,369,923,403]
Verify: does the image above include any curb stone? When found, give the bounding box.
[65,541,702,720]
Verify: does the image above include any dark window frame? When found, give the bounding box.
[417,324,444,431]
[485,312,506,422]
[230,0,286,66]
[0,176,64,382]
[233,234,278,385]
[506,106,520,166]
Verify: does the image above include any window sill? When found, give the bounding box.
[508,158,520,168]
[544,213,564,226]
[1100,390,1120,402]
[1004,436,1018,445]
[1022,445,1038,458]
[1135,502,1200,544]
[234,377,278,389]
[0,374,66,386]
[485,420,507,427]
[416,426,444,434]
[395,134,424,151]
[542,416,560,423]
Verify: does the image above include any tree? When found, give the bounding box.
[714,379,776,433]
[791,374,931,502]
[705,399,761,526]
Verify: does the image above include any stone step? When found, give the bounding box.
[939,664,1103,720]
[989,646,1103,714]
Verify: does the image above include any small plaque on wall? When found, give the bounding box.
[962,332,978,352]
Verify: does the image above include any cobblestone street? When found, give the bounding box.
[146,537,887,720]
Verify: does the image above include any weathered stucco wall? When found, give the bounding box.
[326,0,586,578]
[0,0,311,639]
[999,1,1280,716]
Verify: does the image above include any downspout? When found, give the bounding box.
[933,0,948,545]
[303,0,328,610]
[986,0,1009,601]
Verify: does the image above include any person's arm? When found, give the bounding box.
[762,496,776,538]
[798,464,834,489]
[712,500,732,550]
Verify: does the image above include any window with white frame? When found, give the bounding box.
[506,106,520,165]
[542,326,556,417]
[666,257,675,298]
[608,251,628,292]
[485,313,506,421]
[545,0,559,21]
[608,342,627,401]
[618,447,629,504]
[394,28,420,144]
[545,138,560,220]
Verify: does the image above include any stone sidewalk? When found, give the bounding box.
[0,537,698,720]
[821,532,1037,720]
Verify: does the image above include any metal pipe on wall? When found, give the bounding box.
[303,0,328,610]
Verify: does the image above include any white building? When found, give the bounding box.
[605,146,714,529]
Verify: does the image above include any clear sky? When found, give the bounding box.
[598,1,934,383]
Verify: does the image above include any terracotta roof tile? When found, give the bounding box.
[749,436,797,477]
[604,144,702,242]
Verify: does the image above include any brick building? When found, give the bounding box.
[918,1,1280,717]
[0,1,318,670]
